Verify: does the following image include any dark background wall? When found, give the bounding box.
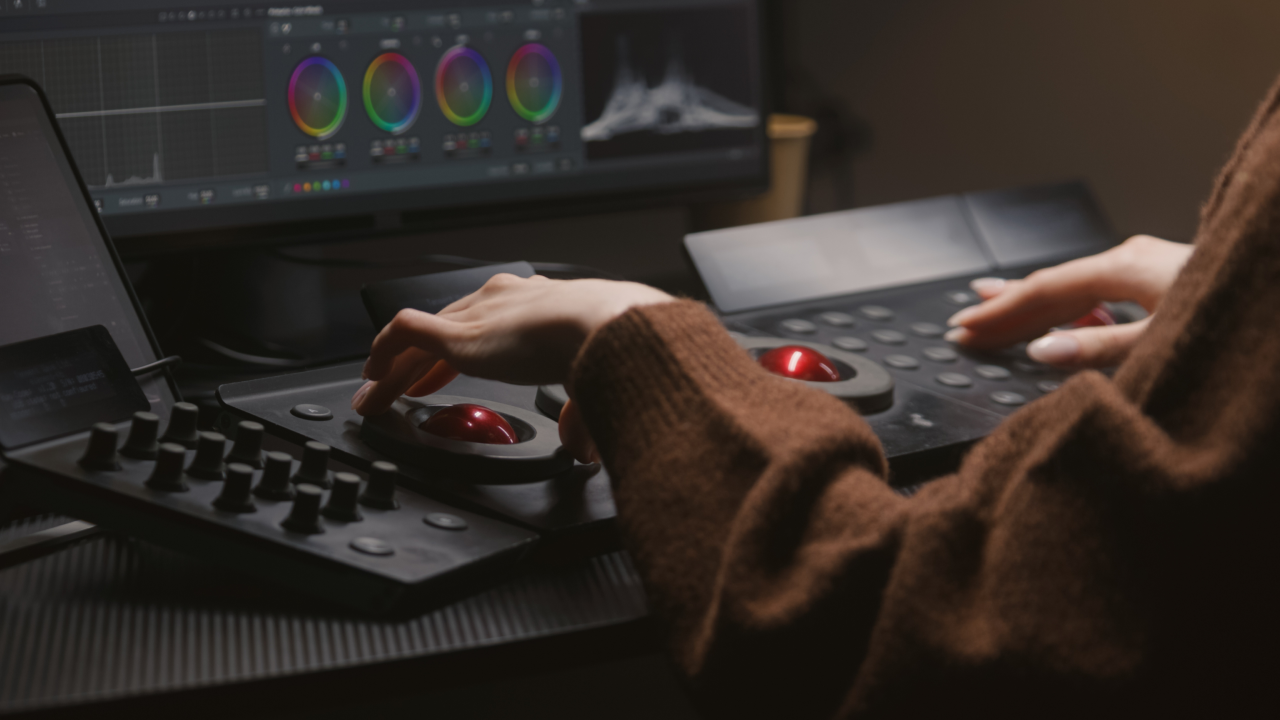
[773,0,1280,241]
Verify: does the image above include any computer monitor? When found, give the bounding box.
[0,0,768,251]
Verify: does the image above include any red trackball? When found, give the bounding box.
[420,404,519,445]
[758,345,842,383]
[1069,306,1117,328]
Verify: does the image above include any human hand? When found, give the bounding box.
[350,274,674,461]
[945,235,1193,368]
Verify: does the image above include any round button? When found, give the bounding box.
[923,347,958,363]
[990,391,1027,406]
[832,336,868,352]
[870,329,907,345]
[859,305,895,321]
[350,537,395,556]
[818,311,855,327]
[884,354,919,370]
[945,290,977,306]
[909,322,945,338]
[936,372,973,388]
[292,404,333,421]
[1015,360,1048,374]
[424,512,468,530]
[1037,380,1062,394]
[780,318,817,334]
[974,365,1011,381]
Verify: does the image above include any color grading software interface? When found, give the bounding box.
[0,0,763,224]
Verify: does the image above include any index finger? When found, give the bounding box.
[363,309,454,382]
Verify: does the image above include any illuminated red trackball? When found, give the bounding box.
[1069,306,1117,329]
[758,345,842,383]
[420,404,519,445]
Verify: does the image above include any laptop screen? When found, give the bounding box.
[0,79,175,415]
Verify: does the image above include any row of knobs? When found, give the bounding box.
[79,404,400,535]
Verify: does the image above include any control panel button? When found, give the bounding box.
[281,484,326,535]
[909,322,945,338]
[79,423,123,472]
[214,464,258,513]
[1037,380,1062,394]
[990,391,1027,407]
[187,431,228,480]
[870,329,907,346]
[121,411,161,460]
[360,461,400,510]
[758,345,842,383]
[321,472,364,522]
[974,365,1012,381]
[350,537,395,556]
[780,318,817,334]
[291,404,333,421]
[160,402,201,449]
[884,354,919,370]
[818,311,855,327]
[858,305,895,321]
[254,451,296,501]
[145,443,191,492]
[832,336,868,352]
[424,513,468,530]
[923,347,958,363]
[945,290,977,306]
[292,441,333,489]
[936,372,974,388]
[226,421,265,469]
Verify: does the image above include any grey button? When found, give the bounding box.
[990,391,1027,407]
[424,512,468,530]
[1037,380,1062,393]
[871,329,907,345]
[781,318,817,334]
[974,365,1011,381]
[910,322,945,338]
[291,404,333,421]
[936,372,973,388]
[945,290,977,306]
[832,336,868,352]
[818,311,855,327]
[350,537,395,556]
[1015,360,1048,374]
[884,354,919,370]
[859,305,895,321]
[923,347,958,363]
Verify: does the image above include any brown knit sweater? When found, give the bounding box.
[571,84,1280,718]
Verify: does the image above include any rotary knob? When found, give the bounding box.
[214,464,258,513]
[225,421,265,469]
[253,451,296,501]
[321,472,363,522]
[281,484,326,534]
[291,441,332,489]
[186,431,227,480]
[145,443,190,492]
[78,423,122,472]
[359,461,400,510]
[160,402,201,449]
[120,411,161,460]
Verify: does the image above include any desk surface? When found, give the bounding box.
[0,511,651,718]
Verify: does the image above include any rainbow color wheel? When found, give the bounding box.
[506,44,562,124]
[289,57,348,139]
[363,53,422,135]
[435,46,492,127]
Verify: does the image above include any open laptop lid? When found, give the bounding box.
[0,75,178,418]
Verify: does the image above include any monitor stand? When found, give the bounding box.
[133,205,701,387]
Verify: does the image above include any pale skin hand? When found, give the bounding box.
[351,274,675,462]
[945,235,1194,368]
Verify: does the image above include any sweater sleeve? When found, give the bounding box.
[570,86,1280,720]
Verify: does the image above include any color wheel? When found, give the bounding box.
[289,57,348,139]
[363,53,422,135]
[435,46,492,127]
[506,44,562,123]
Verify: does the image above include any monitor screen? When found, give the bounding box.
[0,80,176,416]
[0,0,767,244]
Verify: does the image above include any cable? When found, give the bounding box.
[131,355,182,377]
